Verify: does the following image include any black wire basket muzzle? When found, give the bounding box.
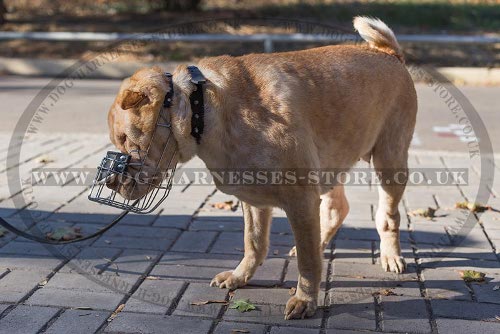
[88,150,176,214]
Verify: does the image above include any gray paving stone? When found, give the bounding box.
[0,254,64,271]
[59,247,122,274]
[0,241,60,257]
[210,232,244,254]
[416,245,498,261]
[190,218,245,232]
[100,249,161,277]
[331,261,419,281]
[270,218,292,234]
[381,295,431,333]
[330,276,421,299]
[213,321,267,334]
[173,282,228,317]
[249,258,286,287]
[0,269,51,303]
[471,274,500,304]
[105,313,213,333]
[159,252,241,268]
[124,279,185,314]
[0,303,11,315]
[231,287,291,306]
[150,264,226,282]
[421,268,472,301]
[333,239,373,264]
[410,224,451,246]
[431,299,500,321]
[27,287,124,310]
[43,272,124,293]
[435,318,500,334]
[101,225,180,239]
[93,234,178,250]
[336,226,381,241]
[224,303,323,327]
[44,309,110,334]
[327,294,376,331]
[269,326,320,334]
[419,257,500,274]
[326,329,378,334]
[171,231,218,252]
[0,304,60,334]
[153,214,192,229]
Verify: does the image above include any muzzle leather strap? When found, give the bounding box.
[187,65,206,144]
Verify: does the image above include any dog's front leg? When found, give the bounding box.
[210,202,272,289]
[284,193,322,320]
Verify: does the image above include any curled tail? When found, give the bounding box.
[353,16,404,63]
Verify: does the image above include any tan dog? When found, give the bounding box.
[106,16,417,319]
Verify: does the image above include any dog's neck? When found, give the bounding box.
[170,65,221,165]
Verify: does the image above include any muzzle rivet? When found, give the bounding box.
[194,127,199,133]
[194,100,199,105]
[194,114,199,119]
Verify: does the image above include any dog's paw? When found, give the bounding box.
[284,295,317,320]
[288,246,297,257]
[380,253,406,273]
[210,270,247,290]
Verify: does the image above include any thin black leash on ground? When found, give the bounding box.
[0,201,136,244]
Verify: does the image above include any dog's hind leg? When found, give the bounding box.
[289,185,349,256]
[210,202,272,289]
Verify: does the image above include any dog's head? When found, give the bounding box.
[106,66,179,200]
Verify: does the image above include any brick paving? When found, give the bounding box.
[0,133,499,333]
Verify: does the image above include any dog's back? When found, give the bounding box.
[198,17,416,171]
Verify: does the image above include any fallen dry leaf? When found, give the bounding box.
[145,276,160,280]
[373,289,397,296]
[273,249,279,255]
[36,156,55,164]
[46,226,82,241]
[228,291,235,299]
[38,279,48,286]
[459,270,486,282]
[409,207,437,219]
[211,200,237,211]
[289,287,297,296]
[493,285,499,291]
[190,300,228,306]
[108,304,125,321]
[455,201,491,213]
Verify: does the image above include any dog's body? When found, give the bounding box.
[107,17,417,319]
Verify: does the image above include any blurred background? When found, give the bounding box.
[0,0,498,68]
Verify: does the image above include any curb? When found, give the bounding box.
[0,57,499,84]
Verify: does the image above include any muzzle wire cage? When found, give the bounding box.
[88,73,177,214]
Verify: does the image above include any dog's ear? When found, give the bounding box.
[120,90,147,110]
